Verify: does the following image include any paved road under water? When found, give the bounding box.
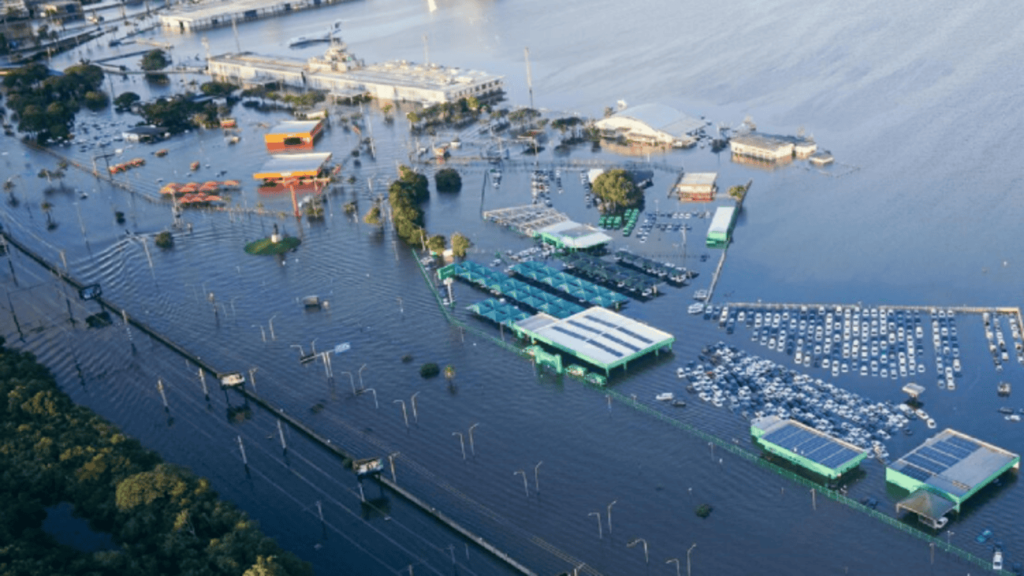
[3,0,1024,574]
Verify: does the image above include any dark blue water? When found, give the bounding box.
[3,0,1024,574]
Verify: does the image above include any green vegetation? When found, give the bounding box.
[507,107,540,125]
[551,116,584,132]
[0,337,312,576]
[728,182,751,205]
[388,166,430,246]
[200,81,238,97]
[140,95,230,134]
[695,504,713,518]
[154,231,174,249]
[419,363,440,378]
[244,236,301,255]
[2,62,107,142]
[114,92,141,112]
[140,49,170,72]
[363,204,382,226]
[434,168,462,193]
[443,365,456,380]
[343,201,357,215]
[426,234,446,254]
[591,169,641,213]
[450,232,471,258]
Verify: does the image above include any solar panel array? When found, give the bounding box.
[762,423,863,470]
[895,434,982,484]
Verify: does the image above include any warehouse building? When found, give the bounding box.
[675,172,717,202]
[208,42,503,105]
[730,132,817,162]
[594,103,704,147]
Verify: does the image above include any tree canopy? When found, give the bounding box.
[114,91,141,111]
[387,166,430,246]
[2,63,107,142]
[426,234,446,254]
[0,337,311,576]
[434,168,462,193]
[591,169,641,212]
[140,49,170,72]
[450,232,471,258]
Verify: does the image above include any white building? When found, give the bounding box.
[594,103,704,147]
[730,133,817,162]
[208,42,504,105]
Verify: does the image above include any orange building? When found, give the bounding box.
[263,119,325,152]
[253,152,333,184]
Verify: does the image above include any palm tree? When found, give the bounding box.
[4,177,19,207]
[40,200,56,229]
[443,364,455,380]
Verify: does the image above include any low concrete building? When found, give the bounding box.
[263,119,324,152]
[39,0,81,20]
[122,125,168,143]
[208,42,503,105]
[730,132,817,162]
[595,103,703,147]
[160,0,346,33]
[676,172,717,202]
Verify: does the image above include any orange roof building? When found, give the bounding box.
[253,152,333,182]
[264,119,325,152]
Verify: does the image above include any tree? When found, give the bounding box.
[406,111,419,125]
[84,90,109,111]
[245,556,290,576]
[591,169,640,213]
[140,49,169,72]
[426,234,446,254]
[434,168,462,193]
[40,201,55,229]
[362,204,382,226]
[154,231,174,249]
[114,92,141,111]
[450,232,471,258]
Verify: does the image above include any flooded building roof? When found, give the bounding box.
[253,152,332,180]
[513,307,674,373]
[752,415,869,479]
[595,104,703,145]
[887,428,1019,509]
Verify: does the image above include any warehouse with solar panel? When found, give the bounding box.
[887,429,1019,529]
[751,415,870,479]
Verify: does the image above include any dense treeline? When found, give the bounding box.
[388,165,430,246]
[0,337,311,576]
[2,62,108,142]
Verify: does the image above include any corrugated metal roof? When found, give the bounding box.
[608,103,704,137]
[708,206,736,235]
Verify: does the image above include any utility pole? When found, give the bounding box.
[524,47,534,110]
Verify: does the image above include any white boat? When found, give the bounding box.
[688,303,705,315]
[289,20,343,47]
[656,392,675,402]
[926,418,937,429]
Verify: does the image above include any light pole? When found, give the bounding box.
[268,314,277,340]
[362,388,378,409]
[946,530,953,546]
[607,500,617,535]
[394,400,408,428]
[588,512,602,539]
[358,363,367,389]
[410,391,420,422]
[687,543,697,576]
[514,470,528,497]
[534,461,543,492]
[248,367,258,393]
[666,558,680,576]
[342,371,356,395]
[627,538,648,564]
[452,432,466,459]
[571,564,586,576]
[252,324,266,342]
[388,452,399,483]
[468,422,480,456]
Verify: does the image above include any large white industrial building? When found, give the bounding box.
[594,103,705,147]
[208,41,504,105]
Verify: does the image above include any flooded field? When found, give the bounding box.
[3,0,1024,574]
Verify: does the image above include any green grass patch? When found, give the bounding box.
[245,236,301,255]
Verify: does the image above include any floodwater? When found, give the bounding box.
[3,0,1024,574]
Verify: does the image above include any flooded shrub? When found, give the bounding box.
[420,363,440,378]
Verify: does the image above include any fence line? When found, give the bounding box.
[415,253,991,572]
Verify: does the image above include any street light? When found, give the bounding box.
[268,314,278,340]
[388,452,399,483]
[534,461,543,492]
[687,543,697,576]
[342,371,356,395]
[513,470,528,497]
[252,324,266,342]
[358,363,367,389]
[468,422,480,456]
[588,512,602,539]
[394,400,408,428]
[666,558,680,576]
[627,538,648,564]
[410,391,420,422]
[607,500,617,534]
[452,432,466,460]
[362,388,378,409]
[248,367,258,393]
